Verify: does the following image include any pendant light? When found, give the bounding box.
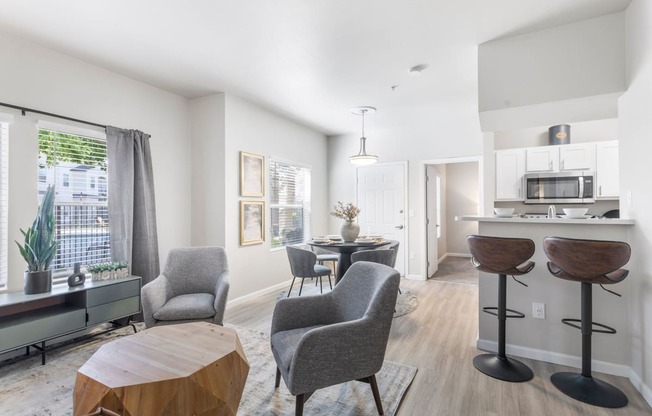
[349,106,378,165]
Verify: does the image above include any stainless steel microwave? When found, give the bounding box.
[523,171,594,204]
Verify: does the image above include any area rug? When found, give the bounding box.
[0,323,417,416]
[278,284,419,318]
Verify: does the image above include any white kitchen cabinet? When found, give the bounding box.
[596,141,619,199]
[559,143,596,171]
[526,143,595,172]
[495,149,525,200]
[526,146,559,172]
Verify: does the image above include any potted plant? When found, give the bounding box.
[330,201,361,242]
[16,185,58,294]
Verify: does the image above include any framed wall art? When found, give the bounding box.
[240,201,265,245]
[240,151,265,197]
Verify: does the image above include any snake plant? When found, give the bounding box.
[15,185,58,272]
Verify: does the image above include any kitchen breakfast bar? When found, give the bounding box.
[456,215,635,376]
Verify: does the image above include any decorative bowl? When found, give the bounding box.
[562,208,589,218]
[493,208,515,217]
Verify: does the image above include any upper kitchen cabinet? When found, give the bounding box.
[525,143,595,172]
[526,146,558,172]
[496,149,525,200]
[596,141,619,199]
[559,143,596,171]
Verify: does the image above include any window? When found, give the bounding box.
[269,159,311,248]
[0,123,8,287]
[38,126,111,277]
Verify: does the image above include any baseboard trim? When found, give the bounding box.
[405,274,423,281]
[437,252,472,263]
[227,279,292,308]
[629,368,652,407]
[476,338,630,377]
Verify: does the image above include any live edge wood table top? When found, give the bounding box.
[73,322,249,416]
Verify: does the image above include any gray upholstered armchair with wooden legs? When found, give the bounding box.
[270,261,400,416]
[141,247,229,328]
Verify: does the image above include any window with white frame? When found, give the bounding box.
[38,125,111,277]
[269,159,311,248]
[0,122,8,287]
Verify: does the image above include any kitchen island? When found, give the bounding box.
[456,215,634,377]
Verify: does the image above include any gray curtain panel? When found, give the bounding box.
[106,126,160,290]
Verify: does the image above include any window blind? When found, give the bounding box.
[0,123,8,287]
[269,159,311,248]
[38,128,111,276]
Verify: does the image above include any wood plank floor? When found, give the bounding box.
[224,278,652,415]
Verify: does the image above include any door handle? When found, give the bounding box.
[395,225,404,230]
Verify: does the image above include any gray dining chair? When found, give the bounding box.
[351,249,394,266]
[286,246,332,297]
[353,240,402,294]
[386,240,401,293]
[271,261,400,416]
[311,245,339,274]
[141,246,230,328]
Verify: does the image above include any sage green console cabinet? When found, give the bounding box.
[0,276,140,364]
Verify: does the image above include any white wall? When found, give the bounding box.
[445,162,478,255]
[328,110,483,278]
[190,94,226,247]
[0,33,191,291]
[479,12,626,112]
[222,94,329,299]
[620,0,652,403]
[431,164,447,259]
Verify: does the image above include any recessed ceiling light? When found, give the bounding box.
[408,64,428,76]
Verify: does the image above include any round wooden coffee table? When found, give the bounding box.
[73,322,249,416]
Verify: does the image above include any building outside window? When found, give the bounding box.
[269,159,311,249]
[38,126,111,278]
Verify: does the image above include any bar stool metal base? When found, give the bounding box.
[473,353,533,382]
[551,372,627,408]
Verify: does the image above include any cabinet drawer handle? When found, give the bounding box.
[599,185,602,196]
[549,160,552,169]
[561,160,564,170]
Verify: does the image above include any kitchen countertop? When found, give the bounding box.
[456,215,635,225]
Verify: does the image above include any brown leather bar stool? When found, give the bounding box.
[467,235,535,382]
[544,236,630,408]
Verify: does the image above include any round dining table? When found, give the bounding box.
[307,239,391,284]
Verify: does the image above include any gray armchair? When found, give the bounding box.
[271,261,400,415]
[141,247,229,328]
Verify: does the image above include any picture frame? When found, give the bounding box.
[240,201,265,245]
[240,151,265,197]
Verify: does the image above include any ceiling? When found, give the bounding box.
[0,0,631,137]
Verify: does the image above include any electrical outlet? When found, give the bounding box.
[533,303,545,319]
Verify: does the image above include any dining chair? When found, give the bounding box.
[286,246,332,297]
[310,245,339,286]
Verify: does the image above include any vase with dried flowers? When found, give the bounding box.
[331,201,361,242]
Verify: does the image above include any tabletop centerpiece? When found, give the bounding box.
[331,201,361,242]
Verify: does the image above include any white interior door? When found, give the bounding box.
[426,165,439,277]
[356,163,407,276]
